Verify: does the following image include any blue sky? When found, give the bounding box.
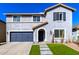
[0,3,79,26]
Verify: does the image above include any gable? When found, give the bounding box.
[45,4,75,14]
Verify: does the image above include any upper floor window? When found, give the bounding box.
[33,16,40,22]
[53,12,66,21]
[13,16,20,22]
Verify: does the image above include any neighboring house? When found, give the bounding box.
[0,20,6,43]
[72,25,79,42]
[5,4,75,43]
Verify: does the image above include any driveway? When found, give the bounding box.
[0,42,32,55]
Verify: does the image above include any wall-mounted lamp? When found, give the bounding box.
[50,30,52,35]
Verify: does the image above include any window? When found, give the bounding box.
[54,30,59,37]
[13,16,20,22]
[54,29,64,38]
[78,36,79,40]
[0,29,2,32]
[53,12,66,21]
[33,16,40,22]
[60,30,64,38]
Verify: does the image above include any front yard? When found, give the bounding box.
[29,43,79,55]
[29,45,40,55]
[47,44,79,55]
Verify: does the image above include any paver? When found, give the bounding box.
[40,44,53,55]
[40,50,52,55]
[40,47,50,51]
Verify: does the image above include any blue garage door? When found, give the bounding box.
[10,32,33,42]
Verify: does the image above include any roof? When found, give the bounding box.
[72,25,79,32]
[4,3,75,16]
[45,3,75,13]
[73,25,79,30]
[32,21,48,30]
[4,13,44,16]
[0,20,6,24]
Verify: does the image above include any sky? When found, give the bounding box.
[0,3,79,26]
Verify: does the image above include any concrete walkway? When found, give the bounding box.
[40,44,53,55]
[65,43,79,52]
[0,42,32,55]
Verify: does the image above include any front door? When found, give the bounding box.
[38,29,45,42]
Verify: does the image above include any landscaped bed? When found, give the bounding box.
[29,45,40,55]
[47,44,79,55]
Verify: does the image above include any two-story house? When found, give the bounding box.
[5,4,75,43]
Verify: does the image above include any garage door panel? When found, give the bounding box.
[10,33,17,42]
[16,33,22,41]
[10,32,33,42]
[22,33,33,41]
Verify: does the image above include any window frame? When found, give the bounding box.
[33,16,40,22]
[54,29,64,38]
[77,36,79,40]
[13,16,20,22]
[54,30,60,38]
[53,12,66,21]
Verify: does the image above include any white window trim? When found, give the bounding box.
[33,16,40,22]
[53,28,66,40]
[53,12,66,22]
[12,16,21,22]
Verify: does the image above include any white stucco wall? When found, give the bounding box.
[45,6,72,42]
[6,16,45,42]
[6,6,73,43]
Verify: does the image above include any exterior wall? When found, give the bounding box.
[6,16,45,42]
[34,27,47,43]
[45,7,72,42]
[6,6,73,43]
[7,16,45,22]
[0,22,6,43]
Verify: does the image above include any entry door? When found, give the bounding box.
[38,29,45,42]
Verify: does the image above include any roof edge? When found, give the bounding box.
[0,20,6,24]
[4,12,44,16]
[45,3,76,12]
[4,3,76,16]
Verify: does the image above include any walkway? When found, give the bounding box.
[40,44,53,55]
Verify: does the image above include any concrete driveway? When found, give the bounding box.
[0,42,32,55]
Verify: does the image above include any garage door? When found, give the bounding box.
[10,32,33,42]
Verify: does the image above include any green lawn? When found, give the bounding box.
[48,44,79,55]
[29,45,40,55]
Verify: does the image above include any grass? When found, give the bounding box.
[47,44,79,55]
[29,45,40,55]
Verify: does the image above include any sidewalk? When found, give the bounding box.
[65,43,79,52]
